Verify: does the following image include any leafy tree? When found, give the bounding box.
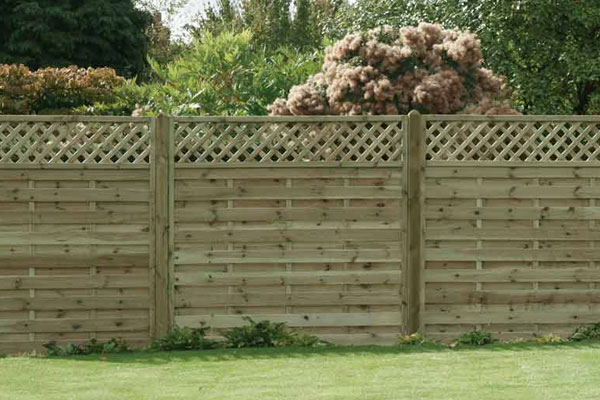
[145,11,185,67]
[0,0,152,79]
[190,0,332,50]
[196,0,245,37]
[86,31,323,116]
[292,0,319,49]
[335,0,600,114]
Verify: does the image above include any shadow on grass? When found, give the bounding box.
[33,340,600,365]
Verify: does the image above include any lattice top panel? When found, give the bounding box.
[173,117,404,163]
[426,116,600,162]
[0,117,151,164]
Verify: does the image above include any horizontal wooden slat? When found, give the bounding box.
[427,183,600,199]
[0,188,150,202]
[175,167,401,179]
[0,275,149,290]
[0,164,149,170]
[175,207,400,223]
[0,115,151,123]
[426,289,600,305]
[174,115,405,123]
[425,114,600,122]
[426,206,600,220]
[0,255,148,268]
[176,292,401,307]
[174,249,403,264]
[426,227,600,241]
[423,311,600,325]
[0,318,149,333]
[176,311,402,328]
[0,296,150,311]
[175,271,401,287]
[176,186,402,200]
[175,228,401,244]
[0,169,149,181]
[426,166,600,179]
[0,232,149,245]
[424,267,600,282]
[426,248,600,262]
[0,211,149,224]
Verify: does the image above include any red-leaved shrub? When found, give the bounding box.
[0,65,125,114]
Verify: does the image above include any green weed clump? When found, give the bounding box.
[455,330,495,346]
[149,326,219,351]
[570,323,600,342]
[43,338,130,356]
[223,318,325,348]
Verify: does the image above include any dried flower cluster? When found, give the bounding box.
[0,64,125,114]
[269,23,517,116]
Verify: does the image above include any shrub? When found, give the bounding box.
[570,323,600,342]
[270,23,518,116]
[223,318,325,348]
[43,338,130,356]
[456,330,495,346]
[0,64,125,114]
[149,326,219,351]
[86,31,323,116]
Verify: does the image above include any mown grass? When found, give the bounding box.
[1,342,599,400]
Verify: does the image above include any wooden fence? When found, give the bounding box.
[423,115,600,340]
[1,113,600,352]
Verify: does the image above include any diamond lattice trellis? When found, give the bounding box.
[173,120,404,163]
[0,120,151,163]
[426,119,600,161]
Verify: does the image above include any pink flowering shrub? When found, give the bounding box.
[269,23,519,116]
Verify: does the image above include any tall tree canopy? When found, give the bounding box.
[336,0,600,115]
[191,0,340,50]
[0,0,152,78]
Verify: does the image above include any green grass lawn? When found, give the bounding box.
[1,342,599,400]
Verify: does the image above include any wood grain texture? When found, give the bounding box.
[172,163,406,343]
[0,165,152,353]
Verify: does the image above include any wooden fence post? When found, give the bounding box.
[152,113,173,338]
[405,110,425,334]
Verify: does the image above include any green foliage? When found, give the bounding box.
[43,338,130,356]
[570,323,600,342]
[0,0,152,79]
[0,64,125,114]
[91,31,322,116]
[456,330,495,346]
[334,0,424,36]
[149,326,219,351]
[335,0,600,114]
[145,12,186,67]
[190,0,331,51]
[223,318,325,348]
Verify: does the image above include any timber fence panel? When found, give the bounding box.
[171,116,407,345]
[423,114,600,341]
[0,116,153,353]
